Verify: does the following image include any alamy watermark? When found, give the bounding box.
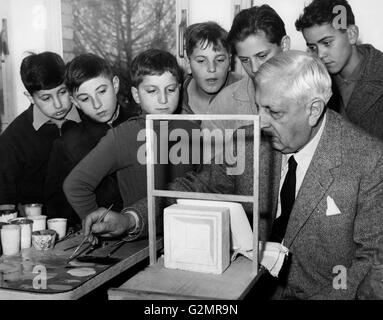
[136,122,248,176]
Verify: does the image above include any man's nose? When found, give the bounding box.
[259,108,271,129]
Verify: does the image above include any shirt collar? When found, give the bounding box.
[282,113,327,169]
[107,104,120,126]
[32,104,81,131]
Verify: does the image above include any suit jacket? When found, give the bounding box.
[328,44,383,141]
[129,109,383,299]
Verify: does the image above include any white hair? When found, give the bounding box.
[254,50,332,105]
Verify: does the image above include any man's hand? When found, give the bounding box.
[83,207,133,244]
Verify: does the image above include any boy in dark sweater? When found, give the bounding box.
[64,49,200,240]
[45,54,132,227]
[0,52,81,209]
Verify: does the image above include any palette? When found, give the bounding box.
[0,234,123,294]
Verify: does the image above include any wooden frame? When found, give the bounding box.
[146,114,260,274]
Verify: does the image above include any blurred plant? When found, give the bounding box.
[72,0,176,112]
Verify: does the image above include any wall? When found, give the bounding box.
[1,0,63,119]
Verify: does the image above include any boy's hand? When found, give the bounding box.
[83,208,132,244]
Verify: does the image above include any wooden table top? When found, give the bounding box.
[0,233,162,300]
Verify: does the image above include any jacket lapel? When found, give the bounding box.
[283,111,342,248]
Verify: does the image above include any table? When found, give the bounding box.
[0,234,162,300]
[108,256,262,300]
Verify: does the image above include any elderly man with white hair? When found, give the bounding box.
[83,50,383,300]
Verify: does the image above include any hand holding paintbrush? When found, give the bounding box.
[68,204,114,261]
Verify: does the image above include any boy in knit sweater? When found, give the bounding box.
[64,49,200,240]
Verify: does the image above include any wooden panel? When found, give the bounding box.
[108,256,261,300]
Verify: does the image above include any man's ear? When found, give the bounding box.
[347,25,359,45]
[24,91,34,105]
[112,75,120,94]
[307,98,325,127]
[131,87,140,104]
[280,35,291,52]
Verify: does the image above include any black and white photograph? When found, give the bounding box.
[0,0,383,310]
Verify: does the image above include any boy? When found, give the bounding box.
[45,53,132,227]
[295,0,383,140]
[0,52,81,208]
[202,5,290,132]
[64,49,200,236]
[182,21,241,115]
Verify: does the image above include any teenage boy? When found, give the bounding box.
[64,49,199,237]
[295,0,383,140]
[45,53,131,227]
[0,52,81,208]
[182,21,241,115]
[202,5,290,132]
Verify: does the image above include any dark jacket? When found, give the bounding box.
[0,105,78,208]
[328,44,383,140]
[45,106,132,226]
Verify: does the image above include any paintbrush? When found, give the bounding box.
[67,204,113,262]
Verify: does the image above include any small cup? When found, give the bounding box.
[32,229,56,250]
[9,218,33,249]
[0,205,18,223]
[0,222,9,255]
[29,215,47,232]
[47,218,67,240]
[24,204,43,217]
[1,224,21,255]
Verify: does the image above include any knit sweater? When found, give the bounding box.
[45,106,132,227]
[63,115,201,226]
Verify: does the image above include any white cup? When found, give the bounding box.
[1,224,21,255]
[47,218,67,240]
[9,218,33,249]
[24,204,43,217]
[29,215,47,232]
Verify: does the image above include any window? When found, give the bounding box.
[62,0,176,112]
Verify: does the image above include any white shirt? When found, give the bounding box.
[276,113,327,219]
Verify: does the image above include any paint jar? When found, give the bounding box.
[24,204,43,217]
[9,218,33,249]
[0,222,9,255]
[0,204,18,223]
[1,224,21,255]
[28,215,47,232]
[32,230,56,250]
[47,218,67,240]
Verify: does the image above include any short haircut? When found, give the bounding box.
[20,51,66,95]
[130,49,183,87]
[254,50,332,105]
[65,53,114,93]
[227,5,286,54]
[185,21,230,57]
[295,0,355,31]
